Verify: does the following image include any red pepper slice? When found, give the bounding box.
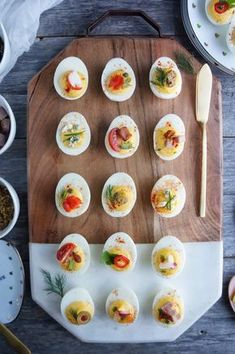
[113,255,130,269]
[108,74,124,90]
[56,243,76,263]
[108,128,120,152]
[214,1,229,14]
[63,195,82,212]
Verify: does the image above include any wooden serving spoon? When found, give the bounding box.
[196,64,213,218]
[228,276,235,312]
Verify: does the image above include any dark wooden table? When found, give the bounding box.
[0,1,234,353]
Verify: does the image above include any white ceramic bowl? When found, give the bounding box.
[0,95,16,155]
[0,23,11,76]
[0,178,20,239]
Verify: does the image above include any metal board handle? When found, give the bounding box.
[86,9,161,37]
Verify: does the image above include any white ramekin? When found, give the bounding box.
[0,177,20,238]
[0,23,11,76]
[0,95,16,155]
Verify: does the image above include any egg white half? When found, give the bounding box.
[58,233,90,274]
[56,112,91,156]
[151,175,186,218]
[151,235,185,278]
[103,232,137,271]
[101,58,136,102]
[105,287,139,324]
[104,115,140,159]
[53,56,88,100]
[205,0,234,26]
[101,172,137,217]
[149,57,182,99]
[61,287,94,324]
[153,113,185,161]
[55,172,91,217]
[152,288,184,327]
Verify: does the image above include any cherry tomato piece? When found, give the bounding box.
[113,255,130,269]
[108,128,120,152]
[214,1,229,14]
[63,195,82,212]
[56,243,76,262]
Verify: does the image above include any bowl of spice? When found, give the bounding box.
[0,95,16,155]
[0,178,20,238]
[0,23,11,76]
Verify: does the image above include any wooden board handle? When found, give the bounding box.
[200,123,207,217]
[86,9,162,37]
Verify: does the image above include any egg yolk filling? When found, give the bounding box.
[151,67,179,94]
[154,296,183,325]
[106,185,133,212]
[153,247,181,276]
[65,301,94,325]
[101,247,132,271]
[60,70,87,98]
[207,0,234,23]
[60,184,83,212]
[152,188,177,214]
[106,69,132,94]
[56,242,85,271]
[60,122,85,149]
[155,122,184,157]
[108,300,135,324]
[108,126,135,153]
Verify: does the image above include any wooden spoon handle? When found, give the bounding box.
[200,123,207,217]
[0,324,31,354]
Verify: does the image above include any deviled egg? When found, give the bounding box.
[105,115,139,158]
[101,58,136,102]
[151,175,186,218]
[106,287,139,325]
[56,233,90,273]
[53,56,88,100]
[101,232,137,272]
[205,0,235,26]
[153,114,185,161]
[152,236,185,278]
[226,18,235,54]
[55,173,91,217]
[101,172,137,217]
[56,112,91,156]
[61,287,94,325]
[149,57,182,99]
[152,288,184,327]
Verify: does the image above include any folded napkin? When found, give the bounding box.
[0,0,63,82]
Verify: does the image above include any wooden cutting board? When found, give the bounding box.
[27,37,222,244]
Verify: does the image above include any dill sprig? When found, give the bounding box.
[106,185,113,201]
[151,68,168,87]
[40,268,66,297]
[174,51,195,75]
[164,191,176,210]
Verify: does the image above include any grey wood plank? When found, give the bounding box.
[37,0,184,37]
[0,257,234,354]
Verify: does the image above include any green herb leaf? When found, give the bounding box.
[106,185,113,201]
[164,190,176,211]
[63,130,85,137]
[174,51,195,75]
[40,268,66,297]
[68,259,76,271]
[119,141,133,150]
[101,251,117,265]
[68,308,78,321]
[151,68,168,87]
[222,0,235,8]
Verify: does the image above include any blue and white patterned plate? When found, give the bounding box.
[0,240,24,324]
[181,0,235,75]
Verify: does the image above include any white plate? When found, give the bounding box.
[181,0,235,75]
[0,240,24,324]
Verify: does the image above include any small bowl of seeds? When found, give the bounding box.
[0,178,20,238]
[0,95,16,155]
